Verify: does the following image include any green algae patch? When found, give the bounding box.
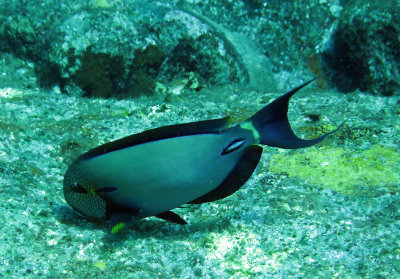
[270,145,400,195]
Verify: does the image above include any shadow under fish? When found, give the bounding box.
[63,77,342,234]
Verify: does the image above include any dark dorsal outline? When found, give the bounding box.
[80,117,231,160]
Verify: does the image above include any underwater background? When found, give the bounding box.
[1,0,399,278]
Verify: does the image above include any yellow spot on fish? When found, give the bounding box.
[240,121,260,143]
[88,188,97,194]
[111,222,126,234]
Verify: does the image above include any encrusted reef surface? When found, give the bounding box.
[1,0,400,278]
[321,1,400,96]
[1,0,399,97]
[0,0,275,98]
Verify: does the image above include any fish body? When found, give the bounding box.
[63,78,338,233]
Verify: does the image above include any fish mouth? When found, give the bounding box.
[72,208,88,218]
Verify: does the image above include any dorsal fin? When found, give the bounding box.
[80,117,231,160]
[188,145,262,204]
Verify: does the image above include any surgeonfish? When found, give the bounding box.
[63,77,339,234]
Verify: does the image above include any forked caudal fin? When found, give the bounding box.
[246,76,342,149]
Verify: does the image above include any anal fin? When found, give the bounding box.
[156,211,187,225]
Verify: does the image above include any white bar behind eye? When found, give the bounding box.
[221,138,246,155]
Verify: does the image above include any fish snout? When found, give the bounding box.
[63,162,107,219]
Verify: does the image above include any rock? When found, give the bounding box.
[322,0,400,96]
